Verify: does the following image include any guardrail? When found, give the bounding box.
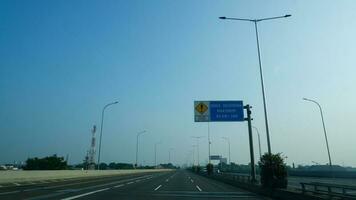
[301,182,356,199]
[220,173,253,183]
[204,172,356,200]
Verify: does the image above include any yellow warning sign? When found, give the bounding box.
[195,102,208,114]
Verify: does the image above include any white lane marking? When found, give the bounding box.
[127,181,134,185]
[196,185,202,192]
[61,188,110,200]
[135,180,141,183]
[0,185,3,188]
[114,184,124,188]
[13,183,21,186]
[165,179,169,182]
[154,185,162,191]
[0,190,21,195]
[190,179,194,183]
[40,180,50,183]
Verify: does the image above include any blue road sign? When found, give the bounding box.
[210,101,244,122]
[194,101,244,122]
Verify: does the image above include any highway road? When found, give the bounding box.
[0,170,270,200]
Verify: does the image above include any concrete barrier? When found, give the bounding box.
[0,169,172,184]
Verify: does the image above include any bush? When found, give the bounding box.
[207,163,213,175]
[258,153,288,188]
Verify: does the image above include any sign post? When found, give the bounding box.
[244,104,256,183]
[194,100,256,183]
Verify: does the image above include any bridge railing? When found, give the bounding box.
[301,182,356,199]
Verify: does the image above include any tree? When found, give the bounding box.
[99,163,108,170]
[258,153,288,188]
[24,154,67,170]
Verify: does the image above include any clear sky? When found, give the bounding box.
[1,0,356,167]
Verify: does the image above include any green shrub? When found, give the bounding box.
[258,153,288,188]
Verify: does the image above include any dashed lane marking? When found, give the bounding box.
[127,181,134,185]
[61,188,110,200]
[196,185,202,192]
[154,185,162,191]
[13,183,21,186]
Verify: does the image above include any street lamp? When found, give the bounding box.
[154,142,161,167]
[191,136,204,166]
[97,101,119,170]
[136,130,147,168]
[219,14,291,155]
[168,148,174,164]
[207,122,211,164]
[221,137,231,164]
[303,98,332,167]
[252,126,262,159]
[191,146,196,166]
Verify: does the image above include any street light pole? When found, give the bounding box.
[97,101,118,170]
[208,122,211,164]
[192,145,197,166]
[221,137,231,164]
[219,14,291,155]
[303,98,332,167]
[252,126,262,159]
[136,130,147,168]
[154,142,161,167]
[192,136,204,166]
[169,148,174,164]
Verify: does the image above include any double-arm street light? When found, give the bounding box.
[219,14,291,155]
[136,130,147,168]
[303,98,332,167]
[97,101,119,170]
[221,137,231,164]
[252,126,262,159]
[191,136,204,166]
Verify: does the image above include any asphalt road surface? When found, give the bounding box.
[0,170,270,200]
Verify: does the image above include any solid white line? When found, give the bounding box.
[196,185,202,192]
[154,185,162,191]
[114,184,124,188]
[0,190,21,195]
[61,188,110,200]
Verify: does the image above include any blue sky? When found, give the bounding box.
[1,0,356,167]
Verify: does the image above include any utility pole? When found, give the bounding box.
[244,104,256,183]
